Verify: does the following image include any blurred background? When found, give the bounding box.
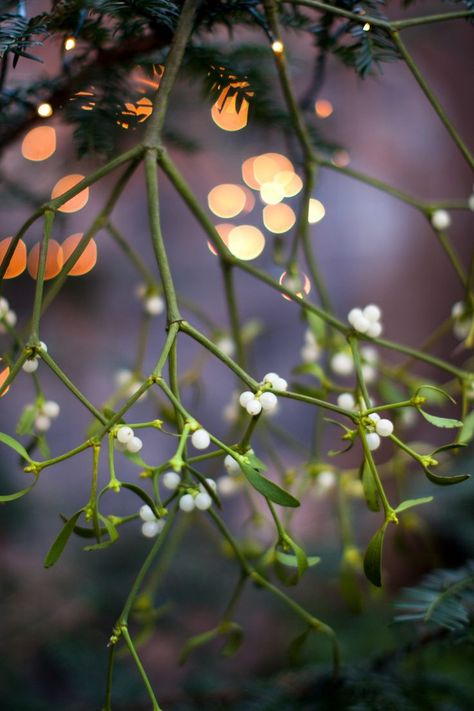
[1,1,473,709]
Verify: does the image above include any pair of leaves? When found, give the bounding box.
[273,534,320,586]
[364,498,433,587]
[415,385,463,429]
[240,453,299,508]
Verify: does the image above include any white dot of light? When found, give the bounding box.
[227,225,266,260]
[21,126,56,161]
[308,198,326,224]
[37,103,53,118]
[363,23,371,32]
[64,37,76,51]
[271,40,284,54]
[260,181,285,205]
[207,184,247,218]
[279,271,311,300]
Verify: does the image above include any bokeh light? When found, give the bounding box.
[62,234,98,276]
[315,99,334,118]
[211,90,249,132]
[51,174,89,213]
[332,149,351,167]
[37,103,53,118]
[262,204,296,233]
[260,181,285,205]
[271,40,284,54]
[279,270,311,300]
[241,157,260,190]
[64,37,76,51]
[21,126,56,161]
[0,361,10,397]
[308,198,326,224]
[242,187,256,213]
[275,170,303,197]
[228,225,265,260]
[207,184,246,218]
[207,223,234,256]
[0,237,27,278]
[27,240,64,280]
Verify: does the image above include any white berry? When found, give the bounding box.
[0,297,9,316]
[259,392,278,412]
[361,346,378,365]
[366,321,382,338]
[139,505,156,522]
[362,364,377,384]
[142,521,163,538]
[162,471,181,490]
[179,494,195,512]
[194,492,212,510]
[191,428,211,450]
[144,295,165,316]
[469,194,474,211]
[366,432,381,451]
[363,304,382,323]
[116,426,134,444]
[35,414,51,432]
[431,209,451,230]
[337,392,355,410]
[22,358,39,373]
[331,352,353,376]
[451,301,464,319]
[216,337,235,357]
[42,400,60,418]
[375,418,394,437]
[224,454,241,475]
[5,310,17,327]
[126,436,143,453]
[348,308,370,333]
[263,372,280,387]
[275,377,288,391]
[246,398,262,416]
[239,391,255,407]
[368,412,380,423]
[38,341,48,352]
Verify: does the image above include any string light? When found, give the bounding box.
[37,103,53,118]
[27,240,64,280]
[64,37,76,51]
[262,204,296,234]
[362,23,371,31]
[207,224,233,256]
[315,99,333,119]
[62,234,98,276]
[21,126,56,161]
[271,40,284,54]
[207,184,246,218]
[227,225,265,260]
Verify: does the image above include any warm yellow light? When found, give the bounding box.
[37,103,53,118]
[279,271,311,300]
[228,225,265,260]
[119,97,153,127]
[262,204,296,234]
[62,233,98,276]
[0,360,10,396]
[51,174,89,213]
[0,237,27,278]
[242,187,256,213]
[275,171,303,197]
[315,99,333,119]
[64,37,76,51]
[308,198,325,224]
[271,40,284,54]
[362,22,371,32]
[241,157,260,190]
[21,126,56,161]
[260,181,285,205]
[27,240,64,280]
[332,149,351,167]
[208,223,234,256]
[207,184,246,218]
[211,90,249,132]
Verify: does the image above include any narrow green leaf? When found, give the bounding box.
[44,509,84,568]
[240,461,299,508]
[0,478,37,503]
[423,468,469,486]
[361,459,380,512]
[293,363,326,384]
[275,550,320,570]
[83,515,119,551]
[0,432,33,462]
[415,384,456,405]
[244,452,267,472]
[419,410,463,429]
[395,496,433,513]
[431,442,467,455]
[363,522,388,588]
[16,405,36,436]
[120,482,160,517]
[459,410,474,445]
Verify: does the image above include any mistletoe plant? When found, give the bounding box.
[0,1,473,709]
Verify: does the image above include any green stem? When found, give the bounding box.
[433,229,467,288]
[358,425,393,517]
[102,643,116,711]
[349,337,371,408]
[121,626,162,711]
[221,261,246,368]
[391,31,473,171]
[30,210,54,341]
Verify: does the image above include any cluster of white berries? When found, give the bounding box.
[115,425,143,453]
[34,399,60,432]
[22,341,48,373]
[301,328,321,364]
[331,345,379,384]
[179,479,216,512]
[451,301,472,341]
[364,413,394,451]
[139,505,166,538]
[347,304,383,338]
[239,372,287,417]
[430,209,451,231]
[135,284,165,316]
[0,297,17,334]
